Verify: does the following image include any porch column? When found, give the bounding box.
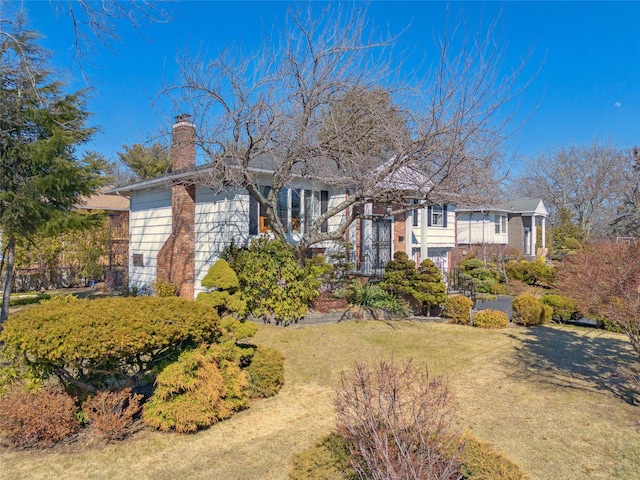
[541,216,546,249]
[531,215,537,256]
[420,206,428,263]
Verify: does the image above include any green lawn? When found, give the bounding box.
[1,320,638,480]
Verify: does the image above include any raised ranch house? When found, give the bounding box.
[108,116,545,298]
[108,116,457,297]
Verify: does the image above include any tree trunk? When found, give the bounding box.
[0,236,16,325]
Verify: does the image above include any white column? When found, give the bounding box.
[541,216,546,249]
[420,206,428,263]
[531,215,537,256]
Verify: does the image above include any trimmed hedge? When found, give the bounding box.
[443,295,474,324]
[474,309,509,329]
[540,294,578,323]
[0,296,223,393]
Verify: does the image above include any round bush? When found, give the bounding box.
[0,385,79,448]
[473,309,508,329]
[246,346,285,398]
[443,296,474,324]
[512,294,548,326]
[540,294,578,322]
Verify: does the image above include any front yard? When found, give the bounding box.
[1,320,638,480]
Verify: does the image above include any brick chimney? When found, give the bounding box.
[171,113,196,172]
[156,114,196,298]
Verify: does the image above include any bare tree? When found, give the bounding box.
[513,142,628,239]
[558,241,640,359]
[166,4,531,260]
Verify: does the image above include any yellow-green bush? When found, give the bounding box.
[152,280,179,297]
[0,296,222,394]
[458,433,529,479]
[473,309,509,329]
[246,346,285,398]
[540,294,578,322]
[197,259,247,318]
[443,295,474,324]
[143,343,248,433]
[512,294,550,326]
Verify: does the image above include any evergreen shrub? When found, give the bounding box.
[0,296,222,394]
[197,258,247,318]
[540,294,578,322]
[0,385,79,448]
[512,294,549,326]
[443,296,474,324]
[143,343,248,433]
[473,309,509,329]
[152,280,179,297]
[246,346,285,398]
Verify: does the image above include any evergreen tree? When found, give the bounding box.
[380,252,418,299]
[117,143,171,181]
[0,25,102,324]
[414,259,447,316]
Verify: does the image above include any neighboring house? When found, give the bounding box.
[76,189,130,288]
[107,115,458,298]
[455,198,549,258]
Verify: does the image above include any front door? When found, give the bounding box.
[372,218,392,276]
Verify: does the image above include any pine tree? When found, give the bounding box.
[380,252,417,299]
[0,24,102,324]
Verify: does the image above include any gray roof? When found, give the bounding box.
[499,197,548,216]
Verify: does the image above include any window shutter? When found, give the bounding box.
[321,190,329,233]
[443,204,448,227]
[249,195,258,235]
[427,206,432,227]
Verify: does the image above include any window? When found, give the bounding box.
[132,254,144,267]
[250,187,328,235]
[431,205,443,226]
[412,200,420,227]
[501,215,507,234]
[495,215,501,234]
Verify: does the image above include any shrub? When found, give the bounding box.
[335,359,462,480]
[0,296,222,394]
[290,431,529,480]
[8,293,51,306]
[246,346,285,398]
[0,385,79,448]
[197,259,247,318]
[473,309,509,329]
[540,294,578,323]
[506,258,555,286]
[443,295,474,324]
[512,294,549,326]
[152,280,179,297]
[379,251,418,297]
[459,258,503,294]
[83,388,143,441]
[227,238,321,325]
[414,259,448,316]
[143,343,248,433]
[289,432,356,480]
[458,433,529,480]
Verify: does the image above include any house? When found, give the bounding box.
[455,198,549,258]
[107,115,458,298]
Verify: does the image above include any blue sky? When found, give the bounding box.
[19,1,640,166]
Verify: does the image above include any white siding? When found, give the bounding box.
[409,204,456,248]
[194,187,250,297]
[129,189,172,293]
[456,211,509,245]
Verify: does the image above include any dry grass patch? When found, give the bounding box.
[2,320,639,480]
